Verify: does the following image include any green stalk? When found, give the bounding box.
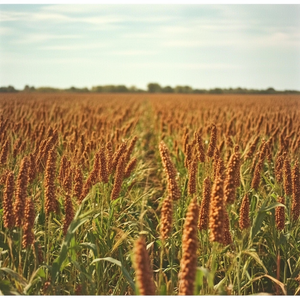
[236,253,241,295]
[46,213,52,267]
[23,246,30,279]
[170,235,175,295]
[18,227,23,274]
[158,240,164,294]
[210,242,218,294]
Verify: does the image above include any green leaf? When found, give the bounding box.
[0,267,27,287]
[260,202,285,212]
[242,250,268,273]
[91,257,135,292]
[250,211,266,240]
[71,261,93,283]
[0,280,18,295]
[51,205,94,282]
[194,267,204,295]
[80,242,97,256]
[23,266,46,294]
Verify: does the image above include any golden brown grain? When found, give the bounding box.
[198,177,211,230]
[159,141,181,201]
[187,159,197,196]
[283,157,292,196]
[99,147,108,183]
[44,148,58,215]
[207,124,217,158]
[160,196,173,240]
[14,156,29,227]
[133,236,155,295]
[22,197,35,248]
[209,175,224,243]
[63,195,74,235]
[111,154,126,200]
[3,171,15,229]
[239,194,250,230]
[275,196,285,231]
[223,208,232,245]
[292,160,300,221]
[124,157,137,179]
[178,197,199,295]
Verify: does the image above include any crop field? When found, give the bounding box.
[0,93,300,295]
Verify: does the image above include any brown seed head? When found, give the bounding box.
[111,141,127,172]
[125,136,138,163]
[244,136,260,160]
[195,130,205,163]
[283,157,292,196]
[19,140,27,155]
[178,197,199,295]
[160,196,173,240]
[63,167,73,195]
[239,194,250,230]
[80,175,93,203]
[73,167,83,202]
[207,124,217,158]
[182,131,189,154]
[215,157,225,180]
[111,154,126,200]
[223,208,232,245]
[90,152,101,185]
[275,154,285,183]
[198,177,211,230]
[292,160,300,221]
[3,171,15,229]
[58,155,68,185]
[124,157,137,178]
[159,141,180,200]
[13,137,22,158]
[275,196,285,231]
[99,147,108,183]
[63,195,74,235]
[14,156,29,227]
[22,197,35,248]
[0,138,9,165]
[209,175,224,243]
[44,148,58,215]
[184,143,193,168]
[133,236,155,295]
[224,151,240,204]
[188,159,197,196]
[251,154,264,190]
[28,153,36,184]
[106,141,113,175]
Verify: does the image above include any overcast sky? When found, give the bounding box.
[0,4,299,90]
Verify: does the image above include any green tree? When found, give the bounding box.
[147,83,162,93]
[162,86,174,93]
[174,85,193,94]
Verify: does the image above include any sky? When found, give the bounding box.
[0,4,300,91]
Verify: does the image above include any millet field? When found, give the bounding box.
[0,93,300,295]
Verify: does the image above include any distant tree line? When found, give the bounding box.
[0,83,299,94]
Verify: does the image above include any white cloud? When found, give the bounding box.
[0,53,90,64]
[0,26,14,35]
[40,4,100,14]
[111,50,158,55]
[12,33,81,44]
[39,42,110,50]
[122,32,158,39]
[0,9,124,25]
[162,29,300,49]
[127,62,240,70]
